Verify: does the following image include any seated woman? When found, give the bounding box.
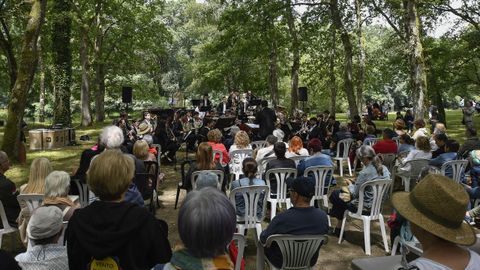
[153,188,236,270]
[186,142,225,191]
[229,130,252,153]
[285,136,309,158]
[133,139,156,162]
[17,157,52,245]
[392,175,479,269]
[412,119,429,140]
[394,119,406,136]
[66,150,172,270]
[329,146,390,234]
[15,206,68,270]
[43,171,79,221]
[207,129,230,165]
[397,136,432,173]
[230,158,266,218]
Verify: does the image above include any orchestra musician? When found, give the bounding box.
[155,118,180,163]
[255,100,277,140]
[201,93,212,107]
[217,96,230,115]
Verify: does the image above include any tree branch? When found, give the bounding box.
[371,0,406,42]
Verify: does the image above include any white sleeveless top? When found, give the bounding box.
[411,250,480,270]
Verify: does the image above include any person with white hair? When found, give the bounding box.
[43,171,79,221]
[100,125,125,149]
[15,206,68,270]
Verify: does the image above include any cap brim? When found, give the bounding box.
[392,192,476,246]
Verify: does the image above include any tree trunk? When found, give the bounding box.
[0,18,17,90]
[355,0,366,115]
[1,0,46,161]
[405,0,427,119]
[95,63,106,122]
[331,0,358,117]
[38,37,46,123]
[328,16,338,115]
[51,0,72,126]
[268,38,279,107]
[80,27,92,126]
[285,0,299,113]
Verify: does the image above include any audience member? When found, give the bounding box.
[229,130,252,153]
[207,129,230,165]
[329,123,353,155]
[297,139,334,186]
[260,176,329,268]
[15,206,68,270]
[432,133,448,158]
[394,119,407,136]
[43,171,79,221]
[412,119,428,140]
[372,128,398,154]
[458,127,480,159]
[186,142,224,191]
[265,142,296,175]
[404,110,414,131]
[72,138,105,183]
[194,171,219,190]
[154,188,235,270]
[255,135,278,162]
[286,136,309,158]
[398,134,415,155]
[392,175,479,269]
[397,136,432,173]
[66,150,171,270]
[329,146,390,234]
[0,151,20,228]
[133,139,156,162]
[430,140,463,181]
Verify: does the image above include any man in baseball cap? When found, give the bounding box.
[260,176,329,268]
[15,206,68,270]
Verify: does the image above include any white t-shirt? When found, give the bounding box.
[411,250,480,270]
[285,148,309,158]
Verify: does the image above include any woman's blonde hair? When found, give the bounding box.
[87,149,134,201]
[133,140,149,160]
[207,129,222,143]
[196,142,215,170]
[234,131,250,149]
[415,136,431,152]
[23,158,52,194]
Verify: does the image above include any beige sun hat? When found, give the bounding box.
[391,174,476,246]
[137,122,150,135]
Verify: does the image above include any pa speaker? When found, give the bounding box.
[298,87,308,102]
[122,86,132,103]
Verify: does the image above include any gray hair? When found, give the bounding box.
[266,135,278,146]
[178,187,236,258]
[195,172,218,190]
[143,134,154,146]
[100,126,124,149]
[44,171,70,198]
[356,145,385,176]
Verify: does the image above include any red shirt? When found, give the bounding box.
[372,139,398,154]
[207,142,230,165]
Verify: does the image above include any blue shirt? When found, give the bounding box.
[429,152,465,182]
[398,144,415,154]
[348,164,390,208]
[297,153,335,187]
[230,177,266,218]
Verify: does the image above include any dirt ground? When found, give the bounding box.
[155,151,396,270]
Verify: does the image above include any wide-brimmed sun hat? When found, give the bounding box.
[392,174,476,246]
[137,122,150,135]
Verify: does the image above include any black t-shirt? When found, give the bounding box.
[260,207,329,268]
[0,174,20,227]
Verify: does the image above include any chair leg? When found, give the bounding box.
[339,161,344,177]
[270,201,277,220]
[379,215,390,253]
[0,234,3,249]
[174,186,181,209]
[338,213,348,244]
[255,223,263,241]
[237,225,245,236]
[363,218,371,255]
[347,159,352,176]
[391,236,400,256]
[404,177,410,192]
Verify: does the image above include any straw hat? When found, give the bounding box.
[391,174,476,246]
[137,122,150,135]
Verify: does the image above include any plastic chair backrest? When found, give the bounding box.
[258,156,277,176]
[440,160,468,183]
[251,140,267,150]
[0,201,12,231]
[231,233,246,270]
[265,168,297,202]
[393,137,400,148]
[289,155,309,166]
[73,179,89,208]
[304,166,334,199]
[229,185,269,226]
[212,149,224,164]
[355,178,391,219]
[17,194,44,213]
[265,234,328,270]
[378,153,396,173]
[336,139,354,158]
[229,149,254,178]
[152,143,162,168]
[363,138,378,147]
[191,170,224,190]
[405,158,430,180]
[58,221,68,245]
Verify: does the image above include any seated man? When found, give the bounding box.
[0,151,20,227]
[392,174,480,269]
[429,139,463,181]
[372,128,398,154]
[458,127,480,159]
[297,138,335,186]
[431,133,448,158]
[260,176,329,268]
[329,123,352,156]
[15,206,68,270]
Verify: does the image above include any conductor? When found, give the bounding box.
[255,100,277,140]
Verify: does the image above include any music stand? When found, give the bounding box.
[191,99,201,107]
[200,106,211,112]
[249,99,261,106]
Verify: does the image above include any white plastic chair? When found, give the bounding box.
[338,178,391,255]
[332,138,354,176]
[73,179,89,208]
[229,185,269,240]
[229,149,254,181]
[212,150,226,166]
[304,165,334,227]
[392,137,400,148]
[363,137,379,147]
[0,200,18,248]
[57,221,69,246]
[17,194,44,213]
[251,140,267,150]
[262,234,328,270]
[378,153,397,174]
[191,170,224,190]
[440,160,468,183]
[265,168,297,220]
[394,158,430,192]
[230,233,246,270]
[390,236,423,256]
[152,143,162,169]
[257,156,277,178]
[289,155,309,166]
